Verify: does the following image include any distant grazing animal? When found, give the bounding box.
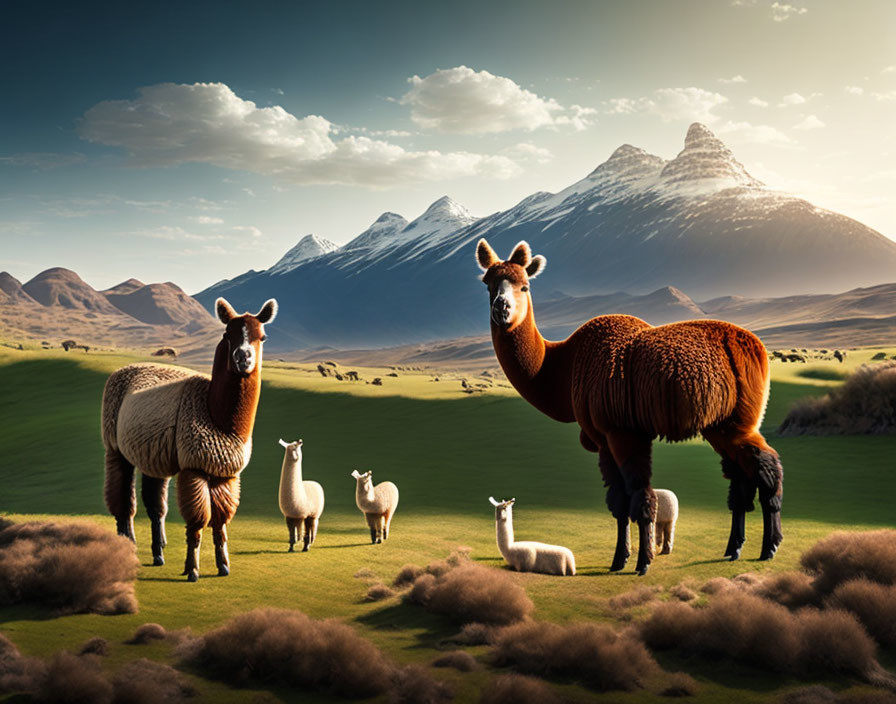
[101,297,277,581]
[653,489,679,555]
[476,239,783,575]
[351,470,398,544]
[489,497,576,576]
[152,347,177,357]
[277,439,324,552]
[345,371,359,381]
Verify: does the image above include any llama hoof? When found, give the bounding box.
[636,564,649,576]
[152,555,165,566]
[187,569,199,582]
[376,538,382,544]
[288,545,295,553]
[727,548,743,561]
[759,546,778,561]
[217,564,230,576]
[660,547,671,555]
[302,545,309,552]
[609,554,628,572]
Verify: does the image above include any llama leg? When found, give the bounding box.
[607,432,656,576]
[309,517,319,545]
[365,513,378,544]
[209,475,240,576]
[286,517,298,552]
[728,434,783,560]
[177,469,211,582]
[383,510,392,541]
[303,517,314,551]
[724,457,755,561]
[104,448,136,541]
[141,475,170,565]
[597,445,630,572]
[664,521,675,554]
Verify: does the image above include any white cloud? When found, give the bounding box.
[0,152,86,169]
[748,96,770,107]
[80,82,521,187]
[718,75,747,84]
[844,85,864,95]
[778,92,806,106]
[792,114,825,130]
[882,65,896,74]
[716,120,794,145]
[234,225,263,238]
[502,142,553,164]
[193,215,224,225]
[872,90,896,102]
[604,87,728,124]
[771,2,808,21]
[399,66,595,134]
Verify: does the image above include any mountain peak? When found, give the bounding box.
[345,212,410,251]
[589,144,666,180]
[269,234,339,274]
[660,122,762,188]
[103,278,145,295]
[420,196,473,222]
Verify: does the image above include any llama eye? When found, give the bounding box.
[521,285,529,292]
[260,335,267,342]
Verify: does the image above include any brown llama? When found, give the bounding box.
[101,297,277,581]
[475,240,782,575]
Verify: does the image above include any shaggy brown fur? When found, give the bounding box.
[101,297,276,580]
[476,240,782,574]
[432,651,479,672]
[491,620,659,692]
[126,623,168,645]
[479,673,562,704]
[640,593,882,681]
[393,564,424,587]
[800,530,896,593]
[779,361,896,435]
[404,563,534,625]
[79,638,109,657]
[178,607,394,697]
[366,583,396,601]
[0,519,138,614]
[608,585,662,610]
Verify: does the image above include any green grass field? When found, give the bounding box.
[1,345,894,702]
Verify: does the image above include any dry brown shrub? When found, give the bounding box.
[431,651,479,672]
[829,579,896,647]
[0,632,44,694]
[111,659,197,703]
[661,671,699,697]
[640,593,879,678]
[78,638,109,657]
[700,577,737,595]
[126,623,168,645]
[801,530,896,593]
[406,563,534,625]
[609,585,662,610]
[366,583,395,602]
[0,519,139,614]
[36,652,113,704]
[491,620,658,692]
[389,665,453,704]
[354,567,377,580]
[669,584,698,602]
[780,685,838,704]
[479,673,562,704]
[453,623,500,646]
[393,564,424,587]
[178,607,394,697]
[779,361,896,435]
[754,572,820,609]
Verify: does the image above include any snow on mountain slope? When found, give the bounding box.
[269,234,339,274]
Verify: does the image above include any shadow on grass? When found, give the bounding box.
[355,600,462,651]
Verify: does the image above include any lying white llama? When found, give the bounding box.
[278,439,324,552]
[351,470,398,544]
[489,497,576,576]
[654,488,679,555]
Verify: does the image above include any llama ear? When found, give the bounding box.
[508,241,532,267]
[351,470,361,479]
[476,239,499,272]
[256,298,278,324]
[278,438,289,448]
[526,255,546,280]
[215,298,237,324]
[489,496,500,506]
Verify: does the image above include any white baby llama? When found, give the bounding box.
[654,488,679,555]
[351,470,398,544]
[490,497,576,576]
[278,439,324,552]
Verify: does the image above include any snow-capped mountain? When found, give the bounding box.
[195,123,896,349]
[269,234,338,275]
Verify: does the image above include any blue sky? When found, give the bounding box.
[2,0,895,293]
